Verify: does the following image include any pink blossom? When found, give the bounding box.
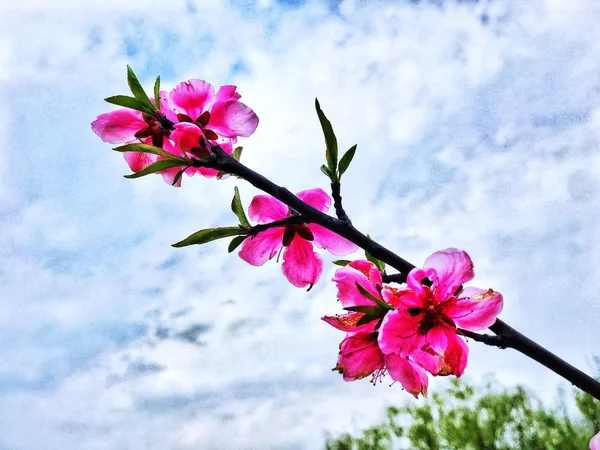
[238,188,358,289]
[378,248,503,377]
[591,432,600,450]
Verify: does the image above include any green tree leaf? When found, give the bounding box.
[127,65,154,111]
[320,164,333,180]
[104,95,156,115]
[113,143,188,161]
[228,235,248,253]
[315,98,338,180]
[231,186,250,228]
[343,305,387,316]
[338,144,357,178]
[365,246,386,273]
[124,159,185,179]
[232,146,243,161]
[332,259,352,266]
[172,226,247,248]
[153,75,161,110]
[355,283,394,310]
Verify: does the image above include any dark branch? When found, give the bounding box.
[381,273,407,284]
[249,215,309,234]
[331,182,350,222]
[195,145,600,401]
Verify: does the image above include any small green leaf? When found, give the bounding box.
[104,95,156,115]
[231,186,250,228]
[344,305,387,316]
[315,98,339,178]
[320,164,333,181]
[172,226,247,248]
[356,314,381,327]
[153,76,161,110]
[355,283,394,310]
[332,259,352,266]
[365,248,386,273]
[127,65,154,110]
[124,159,184,179]
[232,146,243,161]
[338,144,357,178]
[172,168,185,186]
[113,143,188,162]
[228,235,248,253]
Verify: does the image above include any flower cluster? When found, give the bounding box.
[92,79,259,186]
[238,188,358,289]
[322,249,503,397]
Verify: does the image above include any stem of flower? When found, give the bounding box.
[201,146,600,401]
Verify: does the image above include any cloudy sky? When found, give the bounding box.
[3,0,600,448]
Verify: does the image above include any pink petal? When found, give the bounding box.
[238,228,283,266]
[247,195,288,223]
[590,432,600,450]
[296,188,331,212]
[332,260,383,307]
[378,309,423,356]
[424,249,475,299]
[382,286,423,309]
[123,151,158,173]
[335,333,385,381]
[209,101,259,138]
[214,85,241,103]
[446,287,503,331]
[321,313,376,333]
[412,330,469,377]
[385,354,428,398]
[281,237,323,289]
[309,224,358,256]
[91,109,147,144]
[169,79,215,121]
[159,166,183,187]
[171,122,203,153]
[406,268,437,297]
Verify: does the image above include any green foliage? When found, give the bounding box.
[326,378,600,450]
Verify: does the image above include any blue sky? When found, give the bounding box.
[2,0,600,448]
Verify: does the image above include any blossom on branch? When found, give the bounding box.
[378,249,503,377]
[91,78,258,186]
[238,188,358,289]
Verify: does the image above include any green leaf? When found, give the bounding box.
[332,259,352,266]
[124,159,184,179]
[172,226,247,248]
[113,143,188,162]
[153,76,161,110]
[315,98,338,179]
[171,168,185,186]
[365,244,386,273]
[232,146,243,161]
[126,65,154,111]
[355,283,394,310]
[338,144,357,178]
[356,314,381,327]
[344,305,387,316]
[320,164,333,181]
[104,95,156,115]
[231,186,250,228]
[228,235,248,253]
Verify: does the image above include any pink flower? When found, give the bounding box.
[165,81,258,141]
[334,332,385,382]
[378,248,503,377]
[238,188,358,289]
[591,432,600,450]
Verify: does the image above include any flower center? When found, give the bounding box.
[282,224,314,246]
[408,289,456,334]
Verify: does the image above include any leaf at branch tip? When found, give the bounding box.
[172,226,248,248]
[124,159,184,179]
[315,98,338,177]
[104,95,156,115]
[355,283,394,310]
[126,65,154,111]
[228,235,248,253]
[172,168,185,187]
[153,76,161,111]
[320,164,333,181]
[338,144,357,178]
[113,143,188,161]
[364,237,386,273]
[231,186,251,228]
[232,146,243,161]
[332,259,352,266]
[356,314,381,327]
